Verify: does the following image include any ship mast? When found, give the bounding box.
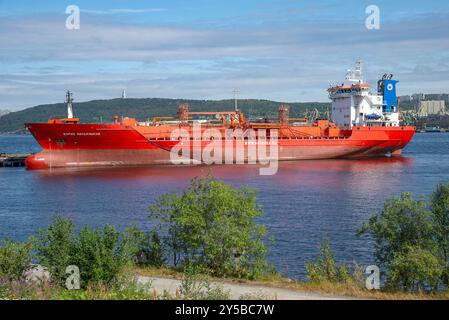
[233,88,239,112]
[66,90,74,119]
[345,60,364,84]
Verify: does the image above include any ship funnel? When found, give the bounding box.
[378,76,399,113]
[66,91,74,119]
[178,103,190,121]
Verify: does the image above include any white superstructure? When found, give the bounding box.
[328,61,400,128]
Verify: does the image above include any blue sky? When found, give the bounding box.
[1,0,449,110]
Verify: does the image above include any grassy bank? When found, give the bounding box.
[134,265,449,300]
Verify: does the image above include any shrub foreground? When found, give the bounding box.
[1,176,449,299]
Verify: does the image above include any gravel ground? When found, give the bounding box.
[138,275,355,300]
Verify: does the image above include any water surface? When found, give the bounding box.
[1,133,448,279]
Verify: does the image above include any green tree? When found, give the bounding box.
[430,183,449,286]
[358,192,436,270]
[388,245,444,292]
[149,175,272,279]
[358,192,446,292]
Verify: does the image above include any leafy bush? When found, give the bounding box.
[0,272,153,300]
[388,245,444,292]
[32,216,141,288]
[358,193,436,271]
[31,216,75,285]
[72,225,133,286]
[58,272,153,300]
[136,231,166,267]
[430,183,449,286]
[305,239,352,284]
[359,188,449,293]
[149,175,273,279]
[179,264,231,300]
[0,240,32,280]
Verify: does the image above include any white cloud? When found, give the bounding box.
[1,11,449,109]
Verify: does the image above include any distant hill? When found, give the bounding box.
[0,109,10,118]
[0,98,330,134]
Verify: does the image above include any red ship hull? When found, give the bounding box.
[25,122,415,170]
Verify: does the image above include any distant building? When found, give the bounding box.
[398,95,412,102]
[411,93,425,103]
[425,94,449,103]
[442,94,449,104]
[407,93,425,109]
[121,90,127,99]
[418,100,446,117]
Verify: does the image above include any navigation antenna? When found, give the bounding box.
[66,90,74,119]
[233,88,239,112]
[345,60,364,84]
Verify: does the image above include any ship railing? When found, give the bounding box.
[147,135,349,141]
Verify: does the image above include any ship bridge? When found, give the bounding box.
[328,61,399,128]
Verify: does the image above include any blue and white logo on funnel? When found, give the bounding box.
[382,78,398,113]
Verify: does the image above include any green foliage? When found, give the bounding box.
[0,278,44,300]
[121,226,147,264]
[57,273,153,300]
[32,216,140,288]
[388,245,444,292]
[0,97,330,133]
[149,175,273,279]
[136,231,166,267]
[31,215,75,286]
[359,188,449,293]
[179,264,231,300]
[0,272,153,300]
[0,240,32,280]
[430,183,449,286]
[305,239,351,284]
[72,225,132,286]
[358,192,436,270]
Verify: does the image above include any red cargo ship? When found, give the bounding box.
[25,63,415,170]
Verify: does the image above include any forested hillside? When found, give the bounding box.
[0,98,330,133]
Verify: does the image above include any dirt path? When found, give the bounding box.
[137,275,355,300]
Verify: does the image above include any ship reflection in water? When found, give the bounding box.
[34,156,414,192]
[35,156,413,180]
